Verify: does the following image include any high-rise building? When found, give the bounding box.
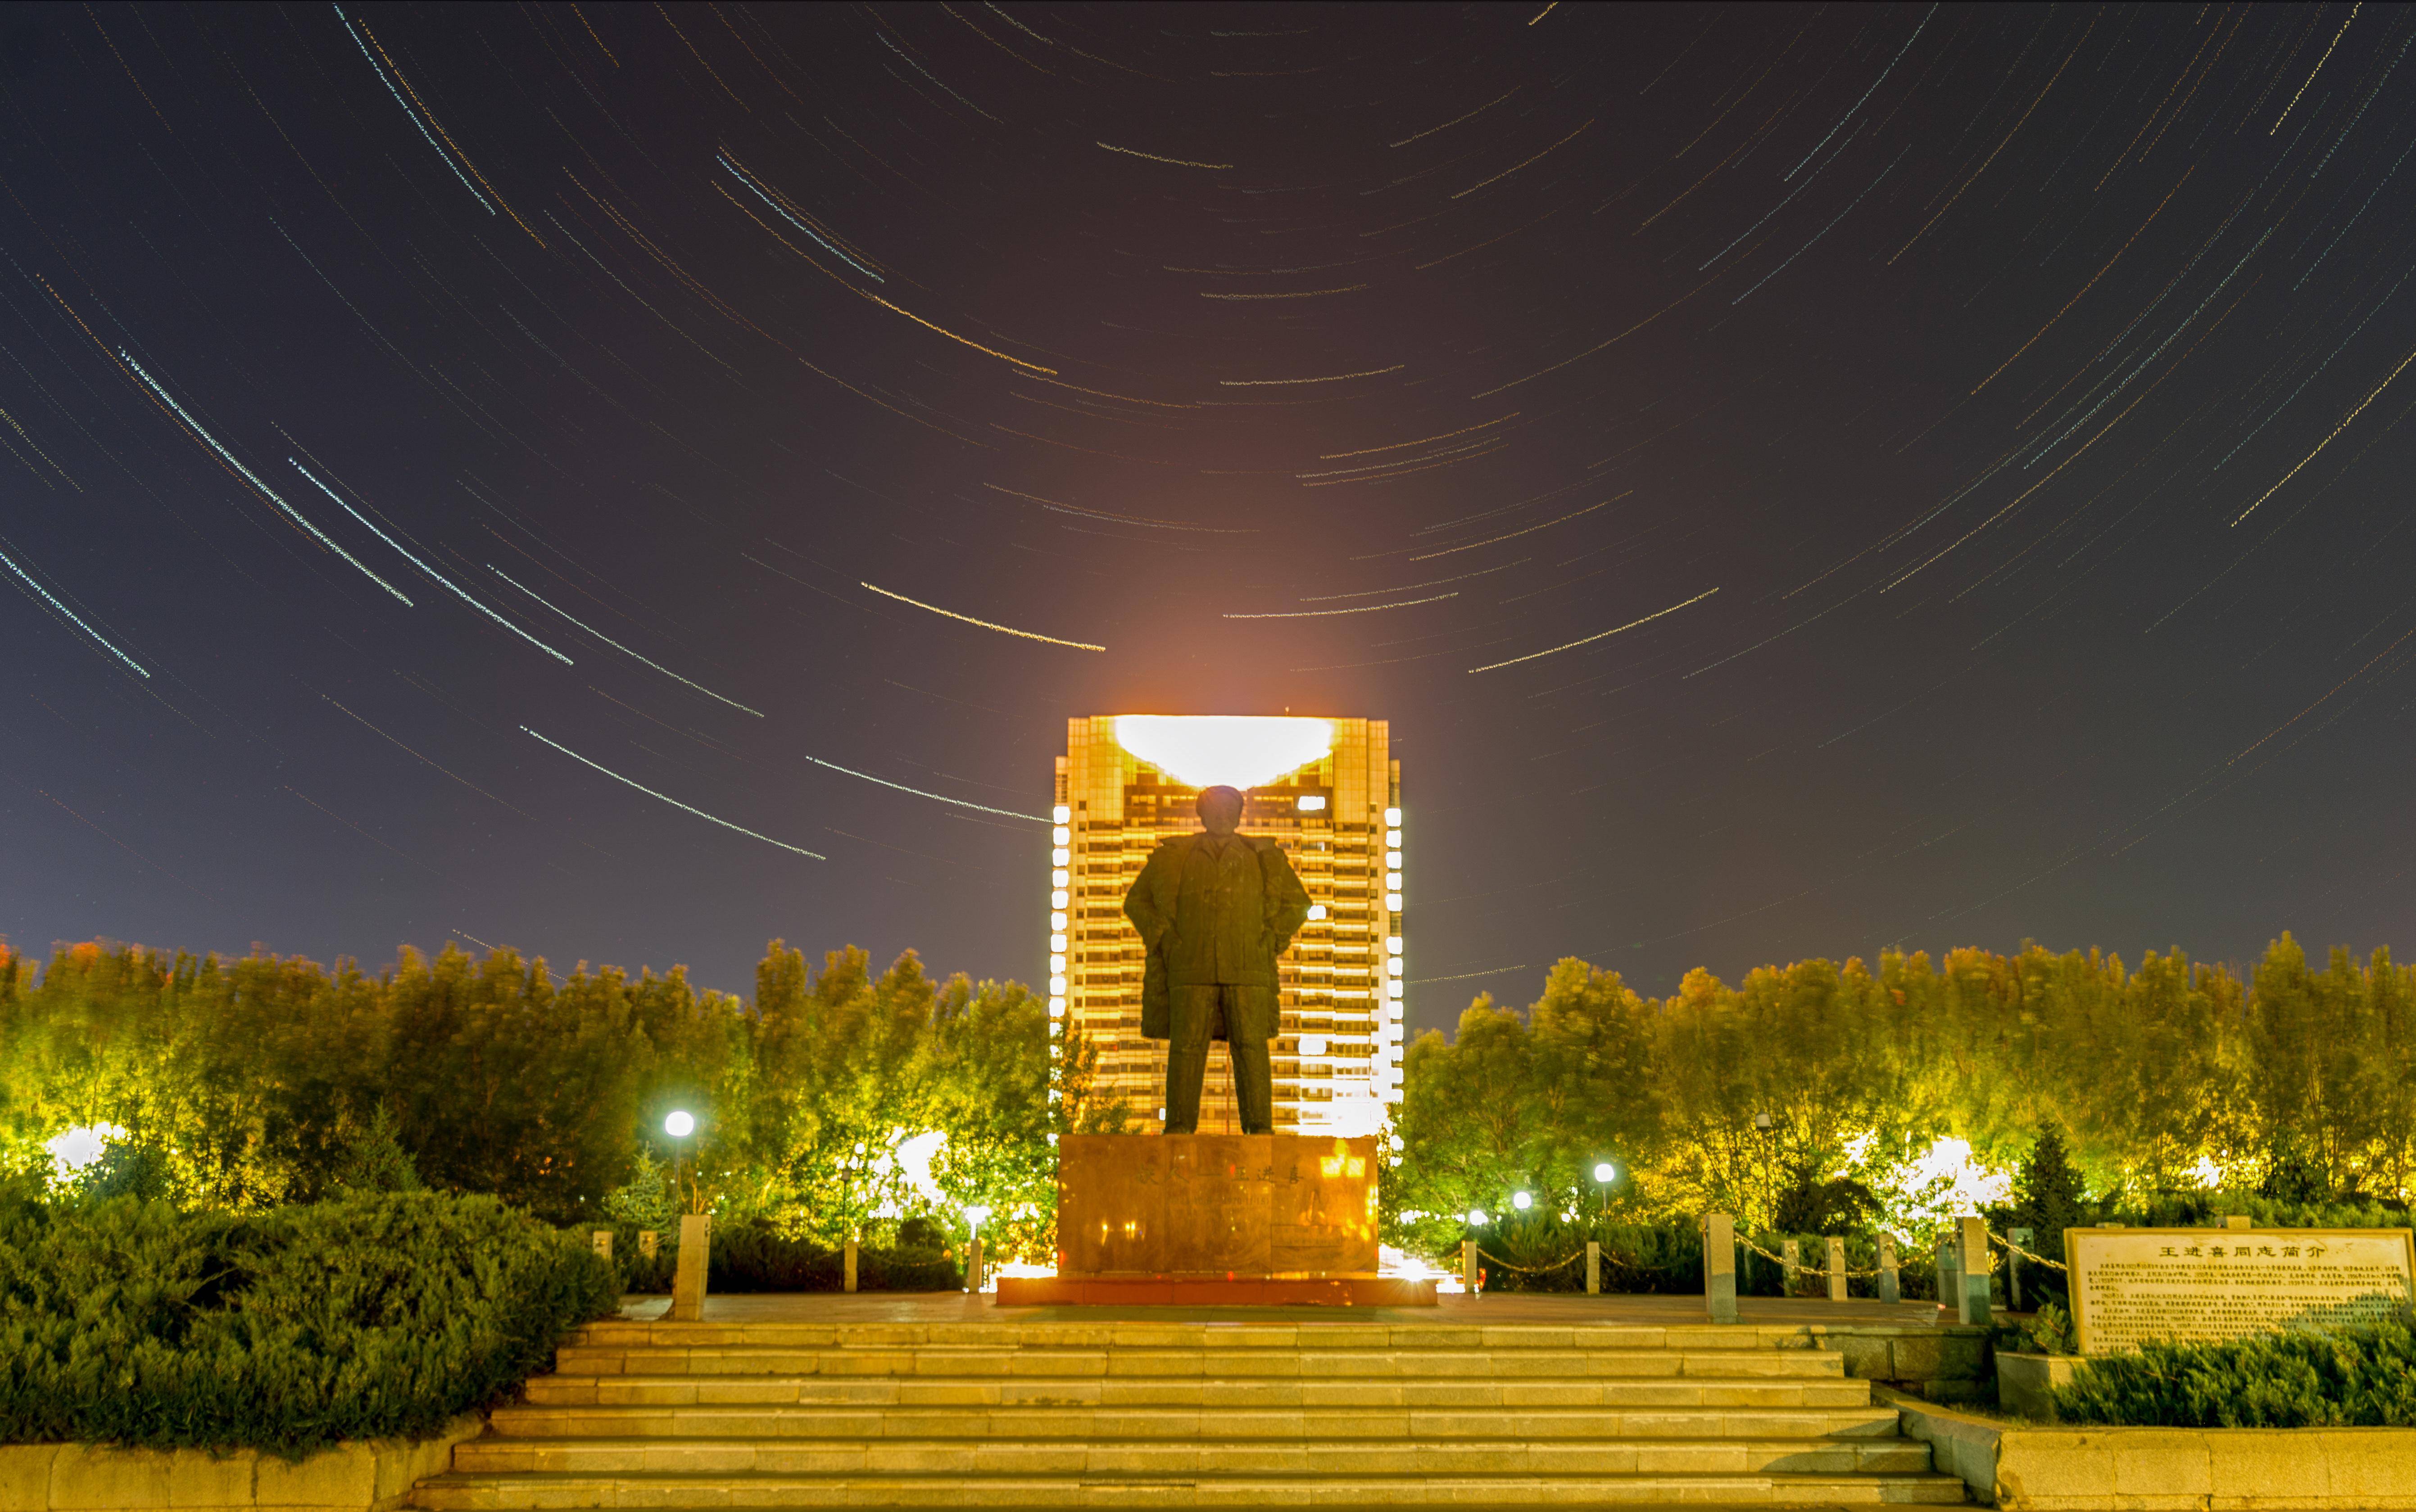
[1047,715,1405,1135]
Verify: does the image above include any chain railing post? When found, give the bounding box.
[1586,1239,1600,1295]
[1877,1231,1899,1304]
[1955,1216,1990,1324]
[1935,1233,1957,1313]
[2008,1226,2031,1312]
[1825,1236,1846,1301]
[1704,1212,1738,1323]
[1462,1239,1478,1297]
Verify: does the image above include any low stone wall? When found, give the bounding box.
[0,1413,482,1512]
[1790,1322,1996,1402]
[1887,1390,2416,1509]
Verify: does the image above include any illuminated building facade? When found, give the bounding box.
[1047,715,1405,1135]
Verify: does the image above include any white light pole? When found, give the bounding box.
[1593,1160,1618,1215]
[964,1204,992,1295]
[664,1110,696,1213]
[663,1110,708,1322]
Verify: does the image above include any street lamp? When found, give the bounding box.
[963,1204,993,1295]
[1511,1191,1533,1211]
[1466,1208,1488,1225]
[1593,1160,1618,1215]
[665,1110,697,1213]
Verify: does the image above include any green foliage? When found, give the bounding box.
[0,938,1104,1255]
[1389,934,2416,1255]
[2012,1130,2089,1245]
[1468,1214,1706,1295]
[0,1190,616,1454]
[2056,1313,2416,1426]
[331,1107,421,1195]
[1772,1164,1880,1235]
[2116,1191,2409,1229]
[2012,1301,2077,1356]
[77,1135,179,1204]
[601,1149,676,1234]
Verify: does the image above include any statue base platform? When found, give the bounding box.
[1028,1133,1430,1305]
[997,1274,1435,1307]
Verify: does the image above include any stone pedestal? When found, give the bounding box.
[1703,1212,1737,1323]
[996,1133,1434,1306]
[669,1213,709,1322]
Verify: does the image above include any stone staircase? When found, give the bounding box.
[410,1317,1968,1507]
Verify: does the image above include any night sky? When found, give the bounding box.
[5,3,2414,1023]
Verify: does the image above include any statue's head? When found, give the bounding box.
[1196,785,1244,837]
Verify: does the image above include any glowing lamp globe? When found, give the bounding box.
[1594,1162,1616,1183]
[664,1110,695,1138]
[965,1204,992,1234]
[1466,1209,1487,1225]
[1512,1191,1533,1211]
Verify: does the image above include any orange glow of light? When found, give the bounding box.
[1113,715,1334,789]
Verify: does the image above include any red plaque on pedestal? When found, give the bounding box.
[993,1133,1437,1306]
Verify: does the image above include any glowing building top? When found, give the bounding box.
[1047,715,1404,1136]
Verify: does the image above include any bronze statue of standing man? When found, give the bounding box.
[1122,785,1313,1135]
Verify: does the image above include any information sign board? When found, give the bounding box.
[2066,1227,2415,1354]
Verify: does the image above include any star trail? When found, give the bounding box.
[4,3,2414,1013]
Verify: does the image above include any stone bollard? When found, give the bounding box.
[1586,1240,1601,1296]
[670,1213,710,1321]
[1877,1232,1899,1304]
[2224,1215,2250,1230]
[1826,1236,1846,1302]
[966,1235,985,1295]
[1462,1240,1478,1297]
[639,1230,659,1259]
[1936,1236,1958,1313]
[2008,1227,2031,1312]
[1703,1213,1738,1323]
[591,1230,613,1262]
[844,1236,860,1294]
[1781,1239,1801,1298]
[1956,1216,1990,1324]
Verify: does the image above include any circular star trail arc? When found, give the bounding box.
[4,3,2416,1009]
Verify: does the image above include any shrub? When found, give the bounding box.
[590,1219,963,1295]
[2117,1191,2409,1230]
[0,1190,616,1454]
[2056,1313,2416,1427]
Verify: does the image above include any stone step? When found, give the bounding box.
[549,1345,1847,1381]
[519,1372,1876,1411]
[565,1322,1826,1353]
[489,1401,1906,1441]
[451,1434,1936,1477]
[410,1467,1970,1508]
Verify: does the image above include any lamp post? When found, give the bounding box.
[1593,1161,1618,1216]
[964,1204,992,1295]
[1511,1191,1533,1212]
[664,1109,697,1213]
[663,1109,708,1322]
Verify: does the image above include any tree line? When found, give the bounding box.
[1391,933,2415,1251]
[4,931,2407,1260]
[0,938,1124,1258]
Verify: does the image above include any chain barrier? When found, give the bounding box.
[1988,1227,2070,1272]
[1732,1235,1887,1278]
[1473,1245,1585,1274]
[1478,1227,2054,1284]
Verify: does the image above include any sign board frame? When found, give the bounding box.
[2063,1226,2416,1355]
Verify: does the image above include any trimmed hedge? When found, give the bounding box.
[0,1190,617,1454]
[2056,1313,2416,1427]
[1467,1217,1938,1300]
[593,1220,962,1294]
